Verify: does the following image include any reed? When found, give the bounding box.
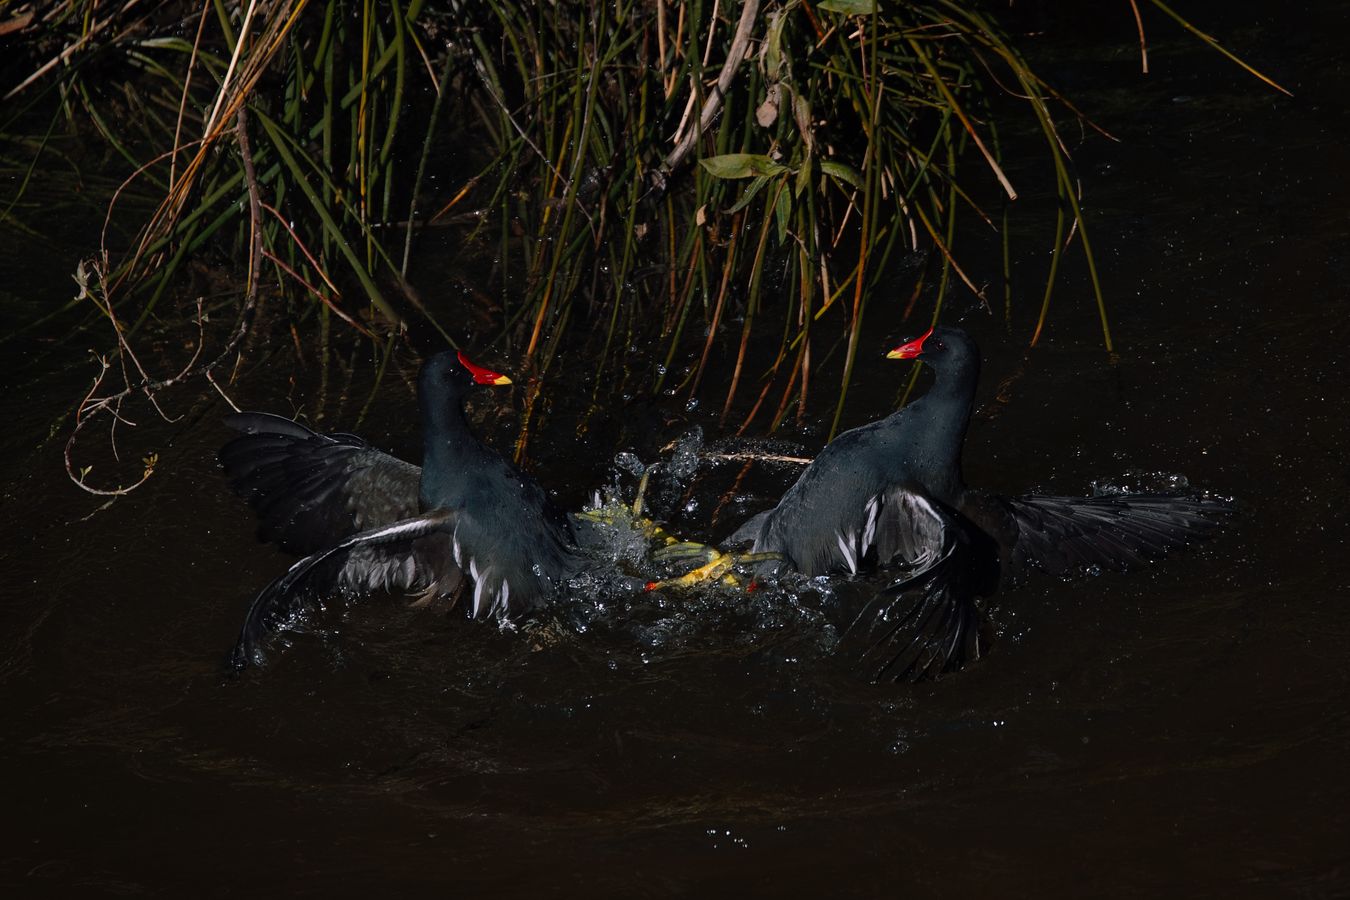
[0,1,1288,493]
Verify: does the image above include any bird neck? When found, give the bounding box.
[900,357,979,501]
[419,392,480,498]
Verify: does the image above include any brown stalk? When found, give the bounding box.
[688,211,743,398]
[719,181,782,424]
[663,0,761,174]
[1128,0,1150,74]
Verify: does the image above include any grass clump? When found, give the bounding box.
[0,0,1287,494]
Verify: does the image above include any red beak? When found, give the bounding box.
[457,350,513,386]
[887,326,934,360]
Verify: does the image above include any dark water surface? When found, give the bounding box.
[3,7,1349,897]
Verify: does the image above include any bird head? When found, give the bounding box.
[455,350,513,386]
[420,350,513,398]
[886,325,977,370]
[887,326,935,360]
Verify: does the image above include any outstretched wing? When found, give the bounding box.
[230,511,460,669]
[840,489,984,683]
[220,412,422,555]
[1002,492,1233,575]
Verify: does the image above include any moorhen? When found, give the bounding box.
[724,325,1231,680]
[220,350,582,667]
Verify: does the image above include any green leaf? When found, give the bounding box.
[727,175,771,214]
[795,154,813,198]
[792,92,812,144]
[699,154,787,179]
[818,0,877,13]
[765,9,788,77]
[820,160,862,189]
[774,181,791,244]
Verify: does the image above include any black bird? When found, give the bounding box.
[220,350,582,667]
[727,325,1231,681]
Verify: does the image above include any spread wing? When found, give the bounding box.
[840,489,983,683]
[230,511,461,669]
[220,412,422,556]
[1002,493,1233,575]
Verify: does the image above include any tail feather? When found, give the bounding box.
[1005,493,1232,575]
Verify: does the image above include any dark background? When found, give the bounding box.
[1,2,1347,896]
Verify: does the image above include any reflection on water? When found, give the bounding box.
[3,5,1350,896]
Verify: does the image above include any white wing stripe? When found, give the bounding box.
[335,513,445,548]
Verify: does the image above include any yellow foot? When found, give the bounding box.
[651,541,721,565]
[576,498,781,590]
[575,499,685,543]
[645,549,782,591]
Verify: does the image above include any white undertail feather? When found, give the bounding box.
[833,495,884,574]
[472,575,487,618]
[862,494,881,555]
[908,494,944,569]
[837,530,858,574]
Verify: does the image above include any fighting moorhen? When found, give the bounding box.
[220,350,582,668]
[725,325,1231,681]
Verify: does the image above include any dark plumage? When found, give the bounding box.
[221,350,581,668]
[730,326,1232,681]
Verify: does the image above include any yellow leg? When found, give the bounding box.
[575,481,780,590]
[644,550,782,591]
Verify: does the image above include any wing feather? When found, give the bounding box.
[1003,493,1232,574]
[841,488,983,683]
[220,412,422,555]
[230,511,456,669]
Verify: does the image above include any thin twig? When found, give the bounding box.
[204,104,265,376]
[701,450,811,465]
[3,0,150,101]
[473,60,595,231]
[663,0,760,173]
[202,0,261,136]
[65,105,267,497]
[169,2,212,191]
